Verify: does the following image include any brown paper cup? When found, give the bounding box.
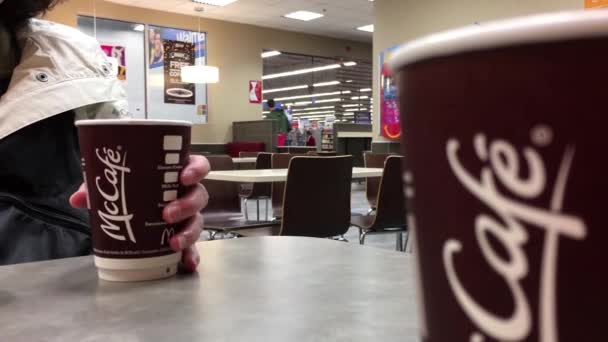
[76,119,192,282]
[389,11,608,342]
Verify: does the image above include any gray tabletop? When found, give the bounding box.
[0,237,420,342]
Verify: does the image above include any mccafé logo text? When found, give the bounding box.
[95,147,136,243]
[443,129,587,342]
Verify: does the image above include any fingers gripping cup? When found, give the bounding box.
[389,11,608,342]
[76,119,192,282]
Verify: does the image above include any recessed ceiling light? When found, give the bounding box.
[133,24,145,32]
[343,61,357,67]
[357,24,374,33]
[345,80,353,83]
[284,10,325,21]
[261,50,281,58]
[192,0,238,6]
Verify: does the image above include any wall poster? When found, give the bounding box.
[148,25,208,124]
[163,40,195,105]
[101,45,127,81]
[379,46,402,140]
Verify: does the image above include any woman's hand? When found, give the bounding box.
[70,155,211,273]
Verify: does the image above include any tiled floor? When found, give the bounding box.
[203,182,407,252]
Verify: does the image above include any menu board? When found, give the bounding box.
[163,40,195,105]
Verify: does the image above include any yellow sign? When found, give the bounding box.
[585,0,608,8]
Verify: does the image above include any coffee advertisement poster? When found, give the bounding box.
[148,25,208,124]
[163,40,195,105]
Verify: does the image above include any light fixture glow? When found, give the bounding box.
[314,98,342,104]
[292,106,335,112]
[293,110,335,116]
[262,64,341,80]
[181,65,219,84]
[192,0,239,6]
[357,24,374,33]
[261,50,281,58]
[133,24,145,32]
[345,108,369,112]
[284,10,324,21]
[313,81,341,87]
[359,88,372,92]
[263,85,308,94]
[274,91,342,101]
[343,61,357,67]
[351,96,369,100]
[263,80,340,94]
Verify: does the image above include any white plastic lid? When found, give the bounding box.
[389,10,608,71]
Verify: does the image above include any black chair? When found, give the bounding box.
[363,152,394,215]
[237,156,354,239]
[271,153,299,219]
[351,156,408,251]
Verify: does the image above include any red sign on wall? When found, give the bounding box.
[249,80,262,104]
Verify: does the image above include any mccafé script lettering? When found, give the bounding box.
[443,131,587,342]
[95,147,136,243]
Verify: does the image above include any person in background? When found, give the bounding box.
[305,130,317,147]
[0,0,209,269]
[265,99,291,134]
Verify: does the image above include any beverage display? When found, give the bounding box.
[389,11,608,341]
[76,119,192,282]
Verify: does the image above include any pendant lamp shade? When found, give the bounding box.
[181,65,220,84]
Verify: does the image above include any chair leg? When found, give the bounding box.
[209,231,217,241]
[404,231,412,254]
[335,235,349,242]
[359,230,368,245]
[396,231,403,252]
[244,199,249,221]
[256,199,260,222]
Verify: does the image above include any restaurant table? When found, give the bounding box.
[206,167,384,183]
[0,237,419,342]
[232,157,257,164]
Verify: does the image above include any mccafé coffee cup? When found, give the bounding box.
[389,11,608,342]
[76,119,192,282]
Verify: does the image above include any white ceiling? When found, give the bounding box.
[105,0,374,42]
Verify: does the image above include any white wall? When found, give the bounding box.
[372,0,583,142]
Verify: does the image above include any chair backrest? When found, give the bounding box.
[271,153,299,217]
[239,151,261,158]
[201,155,241,213]
[248,152,272,198]
[364,152,394,208]
[307,151,337,157]
[280,156,353,237]
[373,156,407,228]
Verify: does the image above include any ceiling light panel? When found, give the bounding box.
[284,10,325,21]
[261,50,281,58]
[357,24,374,33]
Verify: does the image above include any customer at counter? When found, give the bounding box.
[0,0,209,270]
[265,99,291,134]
